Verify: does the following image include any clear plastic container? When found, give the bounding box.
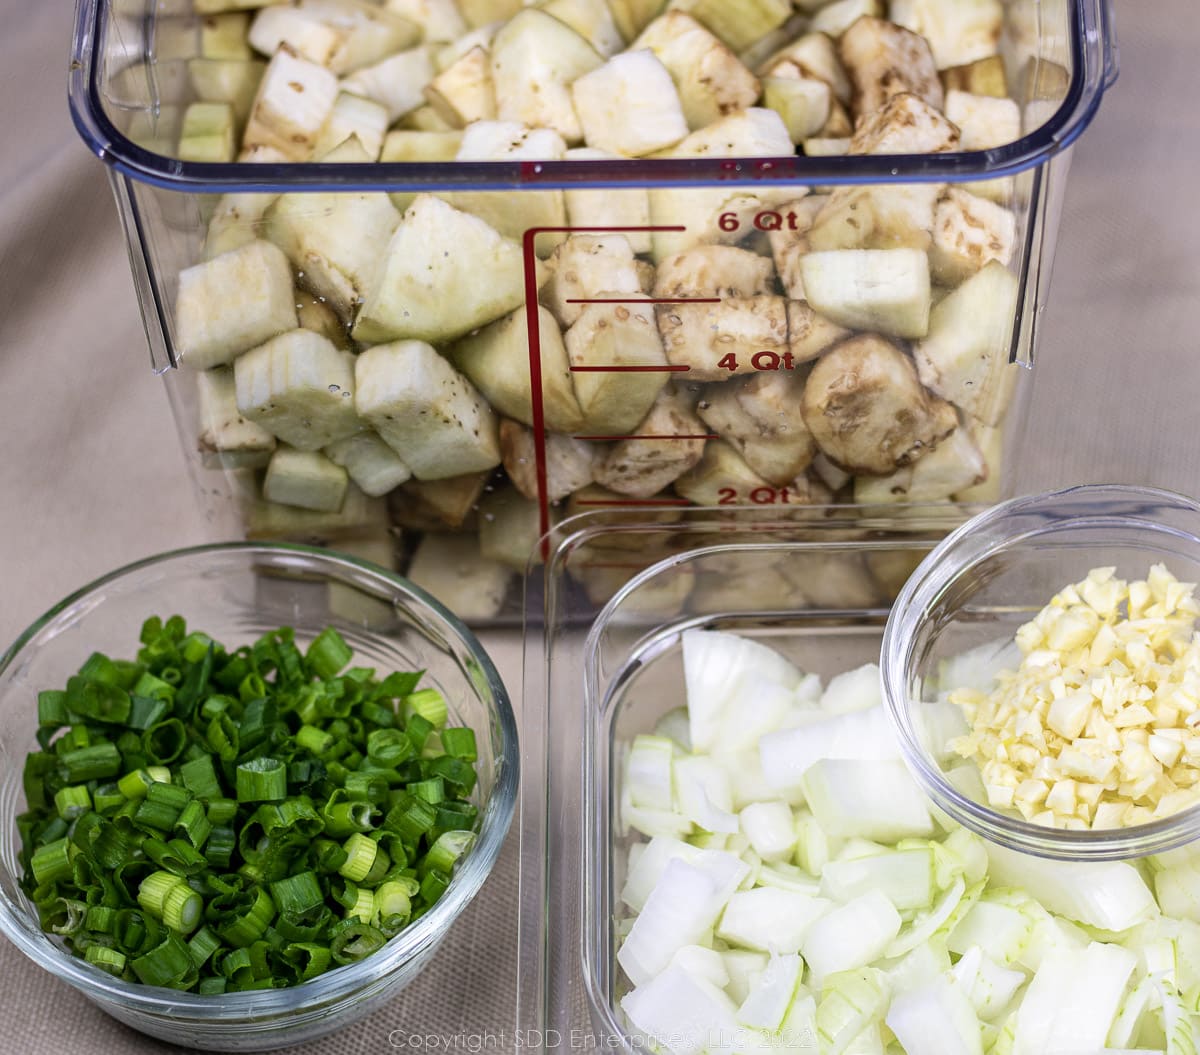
[882,483,1200,862]
[518,505,977,1050]
[69,0,1117,621]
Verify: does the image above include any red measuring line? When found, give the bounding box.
[523,224,691,558]
[569,364,691,373]
[565,297,721,304]
[573,434,719,441]
[575,498,693,507]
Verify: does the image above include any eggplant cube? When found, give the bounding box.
[176,240,298,370]
[234,329,361,450]
[352,195,531,345]
[355,339,501,480]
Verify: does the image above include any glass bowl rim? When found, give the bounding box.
[0,540,519,1015]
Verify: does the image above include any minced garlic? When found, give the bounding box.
[948,564,1200,829]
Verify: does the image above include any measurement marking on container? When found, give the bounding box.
[523,223,691,556]
[565,297,721,305]
[575,499,693,508]
[573,434,719,442]
[568,364,691,373]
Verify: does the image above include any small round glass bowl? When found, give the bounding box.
[0,543,518,1050]
[881,484,1200,862]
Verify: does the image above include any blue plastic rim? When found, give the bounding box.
[68,0,1117,194]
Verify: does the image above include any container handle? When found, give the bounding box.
[1098,0,1120,90]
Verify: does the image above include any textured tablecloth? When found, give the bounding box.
[0,1,1197,1051]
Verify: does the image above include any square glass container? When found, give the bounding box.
[517,506,979,1051]
[69,0,1116,622]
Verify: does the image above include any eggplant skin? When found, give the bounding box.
[800,334,956,476]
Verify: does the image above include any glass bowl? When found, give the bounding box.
[881,483,1200,861]
[0,543,518,1050]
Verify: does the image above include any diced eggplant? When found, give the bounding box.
[407,534,514,621]
[542,0,625,57]
[594,387,708,498]
[312,91,389,159]
[940,55,1008,98]
[800,334,957,474]
[248,7,344,67]
[799,248,932,339]
[913,260,1019,425]
[633,12,760,129]
[853,424,986,504]
[848,92,959,155]
[353,195,532,345]
[384,0,467,43]
[839,15,942,116]
[928,187,1016,286]
[234,329,360,450]
[697,372,817,485]
[450,304,584,434]
[176,240,298,369]
[264,175,400,319]
[542,235,645,328]
[242,45,339,160]
[500,420,598,503]
[656,244,776,298]
[657,294,790,381]
[763,75,832,143]
[443,121,567,257]
[562,148,654,254]
[196,366,277,470]
[338,46,434,123]
[787,301,851,363]
[178,102,236,164]
[423,45,495,127]
[889,0,1003,71]
[944,89,1021,150]
[566,298,671,434]
[187,59,265,126]
[666,0,792,53]
[263,446,349,512]
[572,49,690,156]
[491,8,603,142]
[673,439,774,506]
[355,339,502,479]
[479,487,548,569]
[297,0,421,74]
[757,32,851,105]
[807,183,942,253]
[200,12,253,59]
[394,471,491,530]
[325,431,413,496]
[809,0,883,38]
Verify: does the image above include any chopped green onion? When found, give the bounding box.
[31,838,72,886]
[131,931,195,988]
[54,785,91,820]
[235,757,286,803]
[306,627,353,680]
[16,617,482,993]
[85,944,127,976]
[330,922,387,964]
[38,691,69,729]
[421,831,476,877]
[339,833,379,883]
[403,689,447,729]
[440,728,477,762]
[60,742,122,783]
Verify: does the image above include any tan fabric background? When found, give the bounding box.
[0,1,1197,1051]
